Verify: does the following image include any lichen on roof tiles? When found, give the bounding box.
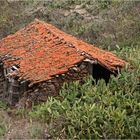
[0,19,127,85]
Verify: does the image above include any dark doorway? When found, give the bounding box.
[92,64,115,84]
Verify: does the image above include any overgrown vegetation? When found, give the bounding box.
[28,45,140,139]
[0,0,140,139]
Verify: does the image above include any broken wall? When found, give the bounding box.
[0,64,4,98]
[17,61,90,107]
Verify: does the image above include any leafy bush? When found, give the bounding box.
[98,0,111,9]
[28,45,140,139]
[0,101,7,110]
[0,123,6,137]
[29,74,140,139]
[0,112,8,137]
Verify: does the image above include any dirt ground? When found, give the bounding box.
[0,110,50,139]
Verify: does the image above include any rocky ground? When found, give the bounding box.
[0,110,49,139]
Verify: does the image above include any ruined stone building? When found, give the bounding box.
[0,19,127,105]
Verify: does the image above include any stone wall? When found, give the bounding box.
[0,64,4,98]
[17,61,91,108]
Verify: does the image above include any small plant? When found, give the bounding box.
[0,115,7,137]
[16,108,29,118]
[0,123,6,137]
[98,0,111,9]
[29,125,44,139]
[0,101,7,110]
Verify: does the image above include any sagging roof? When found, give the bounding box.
[0,19,127,85]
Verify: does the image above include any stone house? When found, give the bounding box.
[0,19,127,106]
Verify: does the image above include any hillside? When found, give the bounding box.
[0,0,140,139]
[0,0,140,48]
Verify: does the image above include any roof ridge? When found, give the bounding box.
[34,19,127,71]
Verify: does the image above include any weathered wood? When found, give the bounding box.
[0,65,28,105]
[3,79,8,99]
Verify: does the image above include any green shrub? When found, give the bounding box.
[29,124,44,139]
[29,45,140,139]
[98,0,111,9]
[0,123,6,137]
[29,68,140,139]
[0,115,7,137]
[0,101,7,110]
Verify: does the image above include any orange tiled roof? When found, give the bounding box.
[0,19,127,85]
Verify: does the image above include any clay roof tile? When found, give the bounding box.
[0,19,128,85]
